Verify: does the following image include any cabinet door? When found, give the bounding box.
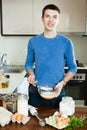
[2,0,33,35]
[57,0,86,32]
[33,0,86,33]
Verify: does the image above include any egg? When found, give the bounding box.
[11,113,19,123]
[16,114,24,124]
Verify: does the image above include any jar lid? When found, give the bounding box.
[62,96,73,101]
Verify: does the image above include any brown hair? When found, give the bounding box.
[42,4,61,18]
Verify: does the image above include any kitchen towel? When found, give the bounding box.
[14,75,29,97]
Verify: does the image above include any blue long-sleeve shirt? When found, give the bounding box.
[25,33,77,86]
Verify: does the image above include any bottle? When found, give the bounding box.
[0,74,10,88]
[17,94,28,116]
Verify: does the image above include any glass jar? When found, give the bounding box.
[0,93,17,113]
[17,94,28,116]
[59,96,75,117]
[5,98,17,113]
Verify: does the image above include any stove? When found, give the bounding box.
[65,61,87,106]
[72,73,86,81]
[65,61,86,80]
[73,62,86,81]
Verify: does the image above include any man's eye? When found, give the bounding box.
[53,16,57,19]
[45,15,49,18]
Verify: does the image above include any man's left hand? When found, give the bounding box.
[54,81,64,97]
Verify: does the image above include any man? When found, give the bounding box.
[25,4,77,107]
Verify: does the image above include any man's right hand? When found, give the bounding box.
[27,74,37,86]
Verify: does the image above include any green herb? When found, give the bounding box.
[64,116,86,130]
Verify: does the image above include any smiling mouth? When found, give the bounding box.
[47,22,54,27]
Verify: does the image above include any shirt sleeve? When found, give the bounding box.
[25,39,35,71]
[65,39,77,74]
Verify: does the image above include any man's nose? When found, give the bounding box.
[49,17,53,22]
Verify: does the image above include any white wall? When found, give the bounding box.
[0,34,87,65]
[0,35,30,65]
[68,35,87,64]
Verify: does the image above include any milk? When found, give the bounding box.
[17,94,28,116]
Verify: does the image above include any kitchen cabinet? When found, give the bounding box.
[1,0,86,35]
[1,0,33,35]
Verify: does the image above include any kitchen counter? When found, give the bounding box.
[0,107,87,130]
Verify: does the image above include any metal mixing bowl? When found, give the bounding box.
[37,86,57,100]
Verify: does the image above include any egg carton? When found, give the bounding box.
[0,107,12,127]
[45,111,69,129]
[11,113,30,124]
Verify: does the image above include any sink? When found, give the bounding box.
[3,65,24,73]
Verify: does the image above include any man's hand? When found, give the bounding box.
[27,74,38,86]
[54,81,64,97]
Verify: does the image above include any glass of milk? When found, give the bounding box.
[17,94,28,116]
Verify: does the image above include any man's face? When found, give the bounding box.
[42,9,60,31]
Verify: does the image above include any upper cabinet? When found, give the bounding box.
[33,0,86,34]
[1,0,86,36]
[58,0,86,33]
[1,0,33,35]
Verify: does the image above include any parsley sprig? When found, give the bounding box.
[64,115,87,130]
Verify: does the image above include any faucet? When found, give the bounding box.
[0,54,7,69]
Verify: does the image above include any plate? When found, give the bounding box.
[45,111,70,129]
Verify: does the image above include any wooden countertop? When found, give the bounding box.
[0,107,87,130]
